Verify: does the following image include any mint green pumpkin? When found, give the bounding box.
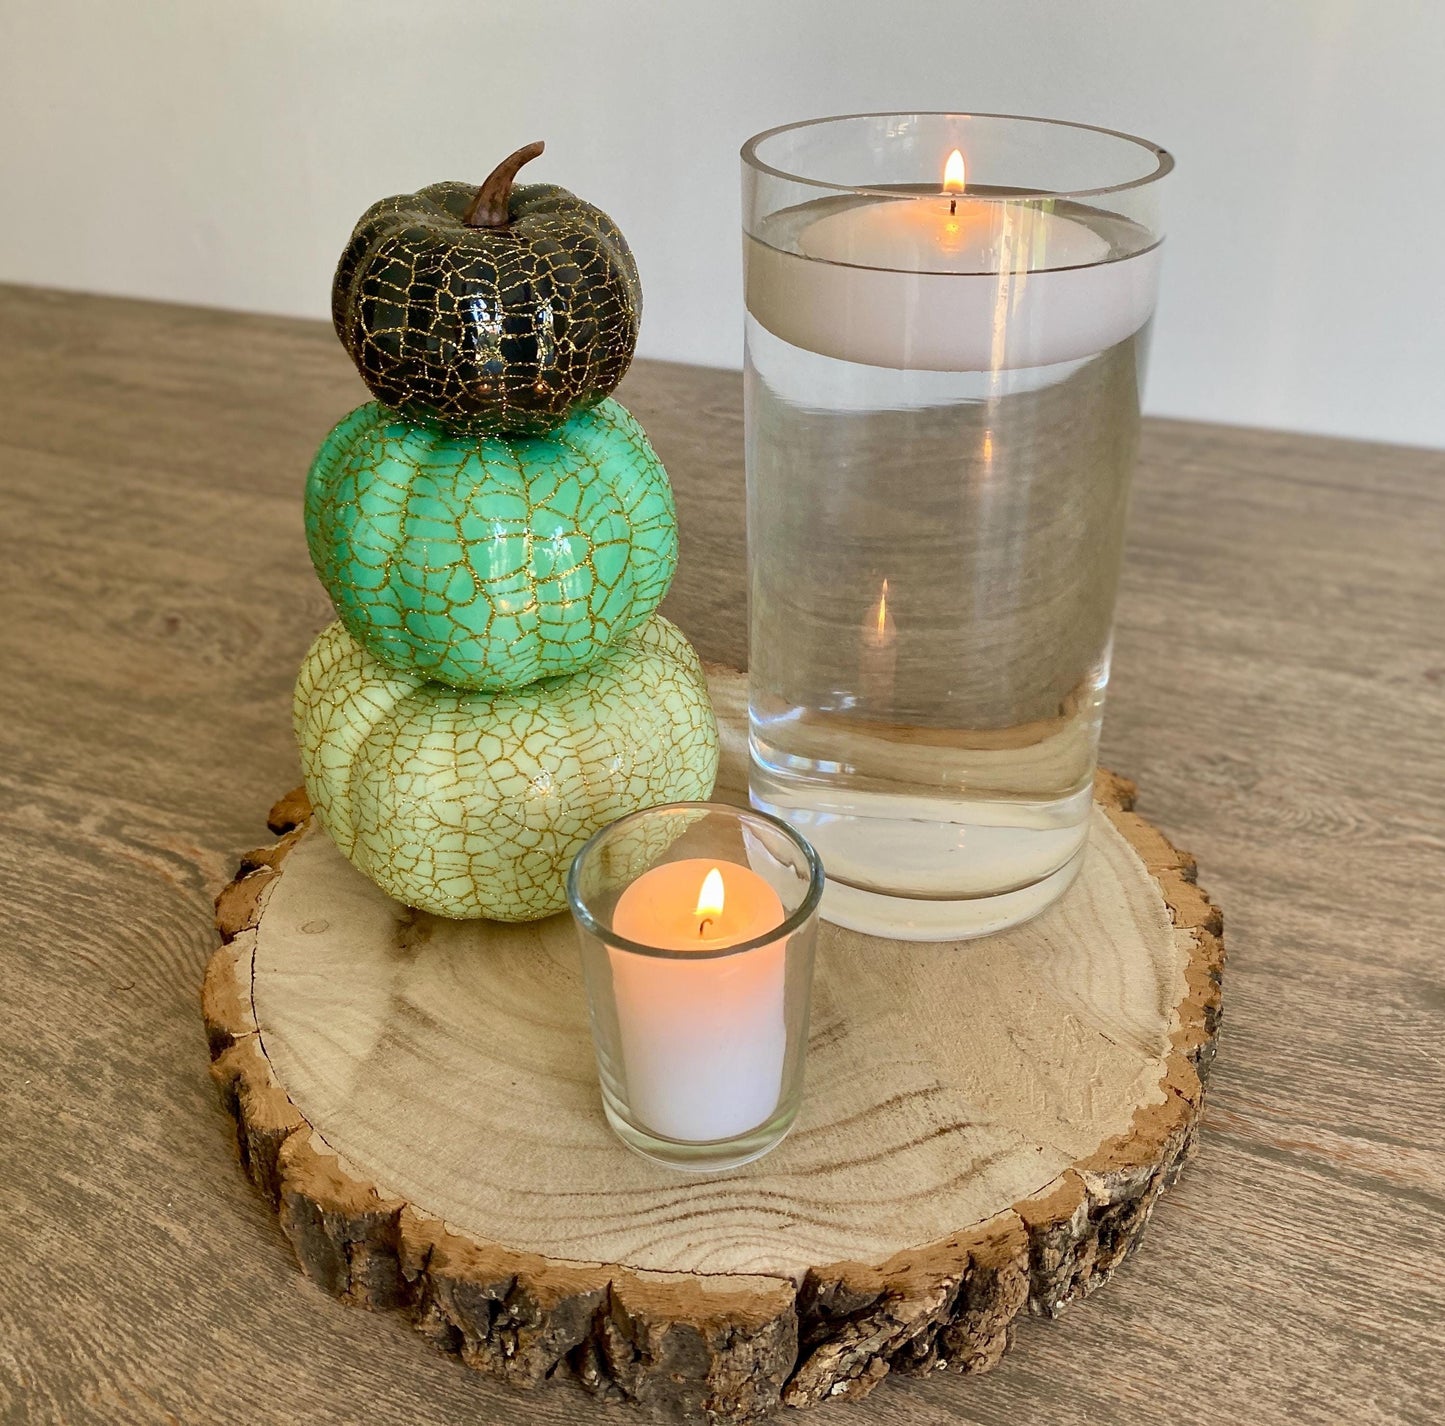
[305,397,677,691]
[294,614,718,921]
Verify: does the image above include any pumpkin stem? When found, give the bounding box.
[463,142,546,228]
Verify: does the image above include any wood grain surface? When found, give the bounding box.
[294,813,1171,1217]
[251,789,1185,1275]
[204,706,1215,1419]
[1,283,1443,1424]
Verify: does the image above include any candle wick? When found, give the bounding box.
[949,197,957,217]
[698,917,713,937]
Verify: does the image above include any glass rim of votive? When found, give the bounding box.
[741,110,1174,204]
[566,801,826,962]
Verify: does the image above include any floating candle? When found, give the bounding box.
[745,147,1161,372]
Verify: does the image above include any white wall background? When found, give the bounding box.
[2,1,1441,447]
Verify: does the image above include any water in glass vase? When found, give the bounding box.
[745,221,1152,939]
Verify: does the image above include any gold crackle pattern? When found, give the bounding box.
[305,398,676,692]
[332,181,640,438]
[293,615,719,921]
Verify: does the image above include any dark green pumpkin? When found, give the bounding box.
[332,143,641,438]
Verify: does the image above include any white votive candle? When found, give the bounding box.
[610,858,786,1142]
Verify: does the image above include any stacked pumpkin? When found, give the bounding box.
[294,143,719,921]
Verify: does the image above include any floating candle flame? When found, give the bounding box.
[943,149,967,221]
[943,148,966,193]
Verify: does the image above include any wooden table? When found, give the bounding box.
[1,284,1441,1425]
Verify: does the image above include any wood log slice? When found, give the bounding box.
[203,666,1224,1423]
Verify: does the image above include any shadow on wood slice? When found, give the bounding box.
[202,666,1224,1423]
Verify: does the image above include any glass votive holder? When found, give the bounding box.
[567,802,824,1172]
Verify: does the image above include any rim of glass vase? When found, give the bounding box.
[740,111,1174,203]
[566,801,826,961]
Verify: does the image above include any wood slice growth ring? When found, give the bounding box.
[203,668,1223,1423]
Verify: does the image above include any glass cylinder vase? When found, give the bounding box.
[741,112,1171,941]
[567,803,823,1172]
